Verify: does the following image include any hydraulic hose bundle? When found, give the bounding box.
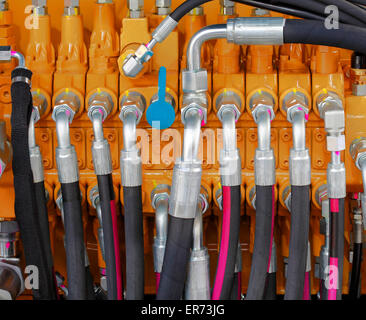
[9,51,56,300]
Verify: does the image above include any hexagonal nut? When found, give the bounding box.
[282,91,309,122]
[324,109,345,134]
[182,69,208,93]
[120,91,146,125]
[216,91,241,122]
[151,184,171,209]
[64,0,79,7]
[326,135,345,152]
[316,91,343,119]
[88,92,113,121]
[121,54,144,78]
[249,91,275,122]
[32,0,46,7]
[128,0,143,11]
[156,0,171,8]
[181,93,208,126]
[32,91,47,118]
[52,91,81,122]
[350,137,366,170]
[220,0,235,7]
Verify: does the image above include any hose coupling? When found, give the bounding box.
[88,91,114,123]
[227,17,285,45]
[0,48,26,69]
[0,121,11,179]
[327,161,346,199]
[28,108,44,183]
[282,91,309,123]
[181,93,208,126]
[198,185,209,215]
[151,185,170,273]
[289,149,311,186]
[255,149,275,186]
[120,92,146,125]
[182,69,208,93]
[169,159,202,219]
[316,91,345,152]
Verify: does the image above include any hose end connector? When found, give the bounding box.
[120,91,146,125]
[52,91,81,124]
[255,149,275,186]
[289,149,311,186]
[282,91,309,123]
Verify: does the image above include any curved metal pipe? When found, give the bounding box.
[91,110,104,143]
[187,24,227,71]
[11,51,25,68]
[257,109,271,151]
[122,111,137,152]
[28,111,36,149]
[192,203,203,251]
[331,151,341,165]
[182,109,201,162]
[222,109,236,152]
[55,110,71,149]
[292,111,306,151]
[155,197,169,242]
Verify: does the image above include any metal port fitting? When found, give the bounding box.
[151,184,170,210]
[181,93,207,127]
[216,91,241,123]
[227,17,285,45]
[249,91,276,123]
[156,0,171,15]
[122,45,153,78]
[289,149,311,186]
[150,91,176,110]
[64,0,79,15]
[0,122,11,179]
[0,221,19,259]
[120,92,146,125]
[190,6,204,16]
[350,137,366,170]
[88,92,113,122]
[282,185,291,212]
[29,110,44,183]
[282,91,309,123]
[32,0,47,15]
[52,91,81,124]
[220,0,235,16]
[169,159,202,219]
[32,91,48,118]
[128,0,144,18]
[0,0,8,11]
[182,69,208,94]
[215,188,223,210]
[327,161,346,199]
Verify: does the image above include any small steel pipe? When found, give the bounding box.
[11,51,25,68]
[91,110,104,143]
[222,109,236,152]
[192,203,204,251]
[256,109,271,151]
[28,111,37,149]
[122,111,137,152]
[331,151,341,165]
[187,25,227,71]
[55,110,71,149]
[155,197,169,242]
[182,109,201,162]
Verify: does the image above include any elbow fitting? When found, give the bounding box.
[251,91,276,186]
[151,185,170,273]
[217,93,242,187]
[119,92,146,187]
[0,48,25,68]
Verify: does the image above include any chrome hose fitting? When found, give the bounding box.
[52,91,81,184]
[32,0,47,15]
[29,108,44,183]
[350,137,366,228]
[89,186,105,261]
[283,91,311,186]
[88,92,114,176]
[151,185,170,274]
[317,91,346,199]
[64,0,79,16]
[0,121,11,179]
[156,0,171,15]
[119,92,146,187]
[0,221,24,300]
[217,91,242,187]
[250,91,276,186]
[128,0,144,18]
[220,0,235,16]
[185,188,210,300]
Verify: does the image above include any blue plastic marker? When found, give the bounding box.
[146,66,176,130]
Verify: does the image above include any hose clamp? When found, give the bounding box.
[254,149,275,186]
[120,149,142,187]
[327,162,346,199]
[55,145,79,184]
[289,149,311,186]
[169,159,202,219]
[11,76,31,86]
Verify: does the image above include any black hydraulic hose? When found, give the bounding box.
[320,279,328,300]
[246,185,274,300]
[283,19,366,55]
[212,186,241,300]
[263,272,277,300]
[349,242,362,299]
[85,265,96,300]
[61,181,87,300]
[284,185,310,300]
[328,198,345,300]
[10,67,55,300]
[123,186,144,300]
[33,181,58,299]
[170,0,212,21]
[318,0,366,24]
[230,273,240,300]
[97,174,122,300]
[156,216,194,300]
